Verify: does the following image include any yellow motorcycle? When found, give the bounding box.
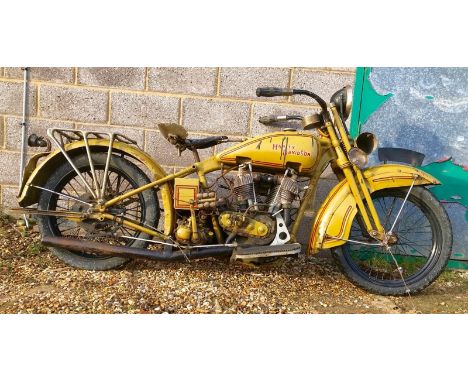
[13,86,452,296]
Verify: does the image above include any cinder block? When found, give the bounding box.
[1,185,19,208]
[4,67,74,83]
[146,130,214,167]
[149,67,217,96]
[0,81,37,116]
[220,67,290,99]
[292,69,355,105]
[111,92,179,128]
[75,124,145,147]
[251,102,320,137]
[182,98,250,135]
[5,117,74,152]
[78,67,146,90]
[40,85,108,123]
[0,152,22,184]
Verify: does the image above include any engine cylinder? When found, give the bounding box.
[268,173,299,211]
[232,165,255,205]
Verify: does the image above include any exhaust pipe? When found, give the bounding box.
[42,236,233,262]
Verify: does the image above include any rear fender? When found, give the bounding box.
[307,164,440,254]
[17,139,175,235]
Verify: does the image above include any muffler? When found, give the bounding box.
[41,236,233,262]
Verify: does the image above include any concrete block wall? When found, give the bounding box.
[0,67,355,208]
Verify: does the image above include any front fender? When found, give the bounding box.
[17,139,175,235]
[307,164,440,254]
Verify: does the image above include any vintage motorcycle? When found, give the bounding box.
[12,86,452,296]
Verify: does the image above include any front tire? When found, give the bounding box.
[332,187,452,296]
[37,153,159,270]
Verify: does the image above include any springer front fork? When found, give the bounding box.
[326,105,385,240]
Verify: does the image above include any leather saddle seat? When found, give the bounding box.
[158,123,228,151]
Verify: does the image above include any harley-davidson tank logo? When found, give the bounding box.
[272,143,311,157]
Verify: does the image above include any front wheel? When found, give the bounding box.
[332,187,452,296]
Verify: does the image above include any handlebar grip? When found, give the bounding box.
[259,115,284,124]
[256,87,294,97]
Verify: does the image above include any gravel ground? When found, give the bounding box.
[1,218,467,314]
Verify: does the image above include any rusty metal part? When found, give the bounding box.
[232,164,256,205]
[302,113,324,130]
[211,215,223,243]
[235,214,276,246]
[218,211,272,239]
[197,191,216,199]
[41,236,233,261]
[231,243,301,261]
[8,207,87,219]
[386,232,398,245]
[196,191,218,209]
[267,170,299,212]
[219,211,276,245]
[189,200,200,243]
[369,230,386,241]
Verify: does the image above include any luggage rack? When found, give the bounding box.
[48,128,138,147]
[47,128,139,201]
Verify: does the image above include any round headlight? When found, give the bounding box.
[330,85,353,121]
[348,147,368,168]
[356,132,378,154]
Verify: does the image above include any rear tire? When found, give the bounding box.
[37,153,159,270]
[332,187,452,296]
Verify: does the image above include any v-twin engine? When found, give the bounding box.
[231,165,300,219]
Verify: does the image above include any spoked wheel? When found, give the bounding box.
[37,153,159,270]
[332,187,452,296]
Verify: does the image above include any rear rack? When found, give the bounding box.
[46,128,139,201]
[48,128,138,146]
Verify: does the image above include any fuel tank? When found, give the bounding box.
[217,132,320,175]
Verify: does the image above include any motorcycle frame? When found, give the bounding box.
[89,103,386,247]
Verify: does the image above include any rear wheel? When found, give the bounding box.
[333,187,452,296]
[37,153,159,270]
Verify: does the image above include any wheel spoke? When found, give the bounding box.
[47,163,160,256]
[345,189,439,285]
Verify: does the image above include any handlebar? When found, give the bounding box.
[256,87,295,97]
[256,87,329,122]
[259,115,302,124]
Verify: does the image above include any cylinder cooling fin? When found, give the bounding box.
[267,170,299,212]
[232,164,256,205]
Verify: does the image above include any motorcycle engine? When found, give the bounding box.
[172,165,301,246]
[220,165,300,244]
